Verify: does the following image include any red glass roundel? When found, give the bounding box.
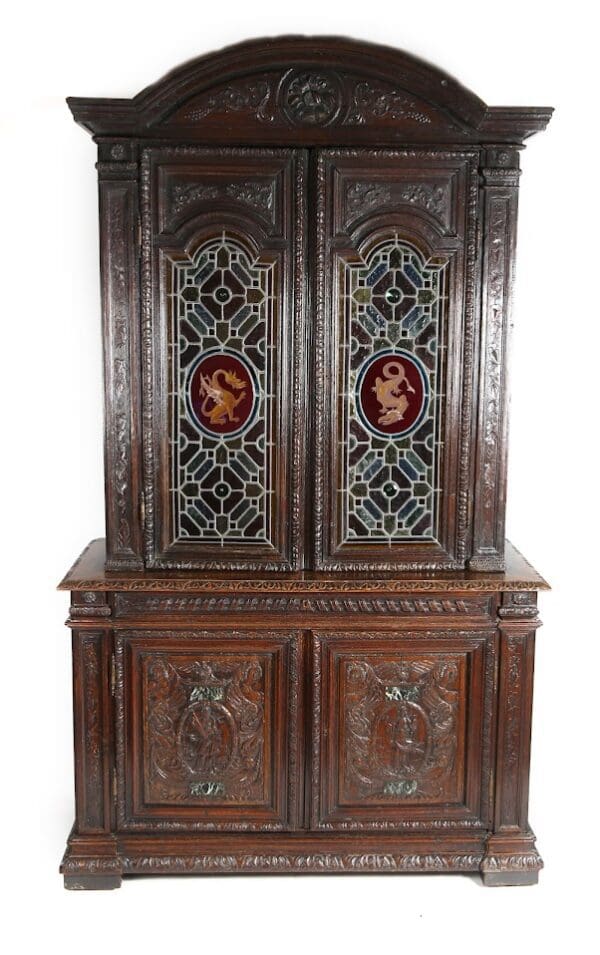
[186,349,258,438]
[355,350,429,438]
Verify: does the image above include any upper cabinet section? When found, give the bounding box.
[69,37,552,572]
[68,36,552,147]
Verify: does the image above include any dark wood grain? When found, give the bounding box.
[59,538,549,593]
[61,37,552,888]
[67,36,551,145]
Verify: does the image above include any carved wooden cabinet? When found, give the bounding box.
[60,37,552,889]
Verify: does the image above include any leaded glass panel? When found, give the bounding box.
[339,237,447,543]
[169,234,276,546]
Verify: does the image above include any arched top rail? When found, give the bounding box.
[67,36,552,146]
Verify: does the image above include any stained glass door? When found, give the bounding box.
[143,148,307,570]
[313,149,478,570]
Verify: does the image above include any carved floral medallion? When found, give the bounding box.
[281,71,342,125]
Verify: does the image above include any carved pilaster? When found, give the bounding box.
[469,148,521,571]
[481,605,543,885]
[98,142,143,570]
[72,631,112,833]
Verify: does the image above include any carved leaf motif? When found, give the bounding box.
[345,82,432,125]
[171,184,220,214]
[397,184,447,217]
[343,657,460,802]
[121,851,483,874]
[144,656,265,803]
[346,182,392,215]
[170,181,274,218]
[180,81,274,124]
[225,182,273,215]
[81,637,103,827]
[481,199,508,524]
[105,193,133,553]
[345,180,449,222]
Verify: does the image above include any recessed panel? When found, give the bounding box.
[312,631,493,830]
[117,630,301,831]
[314,149,477,570]
[143,148,306,569]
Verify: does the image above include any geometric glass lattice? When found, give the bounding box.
[339,236,448,543]
[169,233,275,544]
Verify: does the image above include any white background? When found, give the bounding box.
[1,1,599,951]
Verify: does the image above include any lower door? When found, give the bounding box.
[115,630,302,831]
[311,630,495,830]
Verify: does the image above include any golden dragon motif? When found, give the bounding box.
[198,367,246,426]
[372,360,415,425]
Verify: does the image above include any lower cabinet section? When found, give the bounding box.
[312,631,494,830]
[116,630,302,830]
[116,627,493,834]
[62,588,545,888]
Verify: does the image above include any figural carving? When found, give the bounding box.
[145,656,265,805]
[342,657,461,803]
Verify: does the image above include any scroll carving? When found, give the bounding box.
[74,633,108,832]
[345,179,450,223]
[100,178,143,568]
[179,80,274,123]
[342,657,461,803]
[103,189,133,555]
[172,73,439,130]
[81,637,103,828]
[471,173,518,569]
[503,636,524,772]
[345,81,431,125]
[495,629,536,832]
[481,200,508,528]
[170,180,274,218]
[346,181,392,214]
[144,657,265,804]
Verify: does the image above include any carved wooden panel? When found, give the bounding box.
[72,631,112,832]
[98,170,143,570]
[142,148,306,570]
[314,150,478,570]
[312,631,494,829]
[162,69,463,140]
[116,630,301,830]
[469,153,520,570]
[494,627,537,831]
[113,591,494,618]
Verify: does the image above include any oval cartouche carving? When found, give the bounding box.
[374,701,430,776]
[177,702,237,775]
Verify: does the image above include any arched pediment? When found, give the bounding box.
[67,36,552,145]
